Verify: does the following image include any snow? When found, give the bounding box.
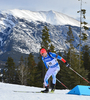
[0,82,90,100]
[8,9,80,27]
[1,9,90,27]
[0,20,5,25]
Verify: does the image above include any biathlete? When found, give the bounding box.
[40,48,70,93]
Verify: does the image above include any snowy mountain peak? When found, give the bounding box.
[7,9,80,26]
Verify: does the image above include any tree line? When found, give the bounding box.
[0,26,90,89]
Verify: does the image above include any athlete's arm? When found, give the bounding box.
[42,57,48,69]
[49,52,66,63]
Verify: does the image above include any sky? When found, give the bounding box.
[0,0,90,24]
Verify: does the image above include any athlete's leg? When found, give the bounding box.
[52,65,60,84]
[51,65,60,92]
[44,68,53,86]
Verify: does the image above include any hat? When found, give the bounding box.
[40,48,47,54]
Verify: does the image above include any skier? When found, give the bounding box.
[40,48,70,93]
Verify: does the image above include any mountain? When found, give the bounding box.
[0,9,90,64]
[9,9,80,26]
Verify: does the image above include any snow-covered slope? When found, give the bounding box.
[0,82,90,100]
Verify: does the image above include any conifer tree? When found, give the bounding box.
[41,26,51,49]
[3,57,16,83]
[56,51,67,89]
[37,26,50,87]
[18,56,29,85]
[41,26,50,76]
[67,27,88,88]
[35,60,44,87]
[27,53,36,86]
[66,50,88,89]
[66,26,74,65]
[58,26,88,89]
[82,45,90,81]
[57,26,74,89]
[50,43,56,53]
[37,26,55,87]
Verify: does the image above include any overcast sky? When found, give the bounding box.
[0,0,90,24]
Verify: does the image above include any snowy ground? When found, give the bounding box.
[0,82,90,100]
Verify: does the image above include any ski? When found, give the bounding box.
[13,91,40,93]
[13,90,54,93]
[41,91,54,93]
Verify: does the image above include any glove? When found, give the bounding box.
[65,62,70,68]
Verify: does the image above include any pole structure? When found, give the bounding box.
[69,67,90,84]
[56,78,68,89]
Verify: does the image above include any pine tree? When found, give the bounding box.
[27,53,36,86]
[60,26,74,89]
[41,26,51,49]
[58,26,88,89]
[58,48,88,89]
[66,26,74,65]
[3,57,16,83]
[56,51,67,89]
[82,45,90,81]
[37,25,55,88]
[35,60,44,87]
[50,43,56,53]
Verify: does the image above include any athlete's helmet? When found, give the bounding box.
[40,48,47,55]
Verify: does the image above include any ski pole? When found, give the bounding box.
[69,67,90,84]
[56,78,68,89]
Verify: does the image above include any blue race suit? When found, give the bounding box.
[42,52,66,86]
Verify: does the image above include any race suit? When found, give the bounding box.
[42,52,66,86]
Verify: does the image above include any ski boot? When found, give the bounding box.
[41,86,49,93]
[51,84,56,93]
